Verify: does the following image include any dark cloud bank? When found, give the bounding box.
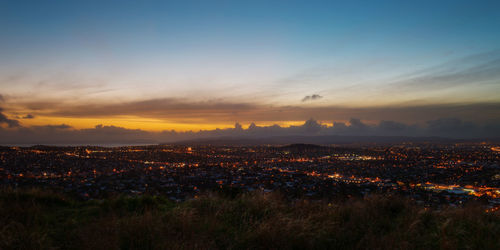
[1,115,499,146]
[0,108,20,128]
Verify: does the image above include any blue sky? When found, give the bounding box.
[2,1,499,62]
[0,0,499,131]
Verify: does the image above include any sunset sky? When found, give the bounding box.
[1,0,500,142]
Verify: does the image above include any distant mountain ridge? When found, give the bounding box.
[167,135,476,146]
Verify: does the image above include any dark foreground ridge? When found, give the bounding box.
[1,189,499,250]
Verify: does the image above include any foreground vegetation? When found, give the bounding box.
[0,189,499,249]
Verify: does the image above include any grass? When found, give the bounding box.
[0,188,499,249]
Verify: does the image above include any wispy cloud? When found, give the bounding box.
[389,50,500,91]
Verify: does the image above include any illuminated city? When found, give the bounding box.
[2,143,499,210]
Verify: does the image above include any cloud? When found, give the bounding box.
[22,114,35,119]
[23,98,258,123]
[32,124,72,130]
[9,97,500,126]
[425,118,480,138]
[1,118,499,145]
[302,94,323,102]
[390,50,500,91]
[378,120,408,131]
[302,118,323,133]
[0,124,156,145]
[0,108,20,128]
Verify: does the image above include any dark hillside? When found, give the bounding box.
[1,189,499,249]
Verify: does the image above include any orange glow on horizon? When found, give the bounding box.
[17,115,319,132]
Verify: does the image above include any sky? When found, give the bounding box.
[1,0,500,143]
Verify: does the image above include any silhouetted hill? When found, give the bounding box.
[1,189,499,249]
[277,143,330,153]
[280,143,326,149]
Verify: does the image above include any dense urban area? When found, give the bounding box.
[1,143,500,210]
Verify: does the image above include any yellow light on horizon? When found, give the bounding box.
[18,115,319,132]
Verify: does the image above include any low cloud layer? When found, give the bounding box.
[1,117,499,145]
